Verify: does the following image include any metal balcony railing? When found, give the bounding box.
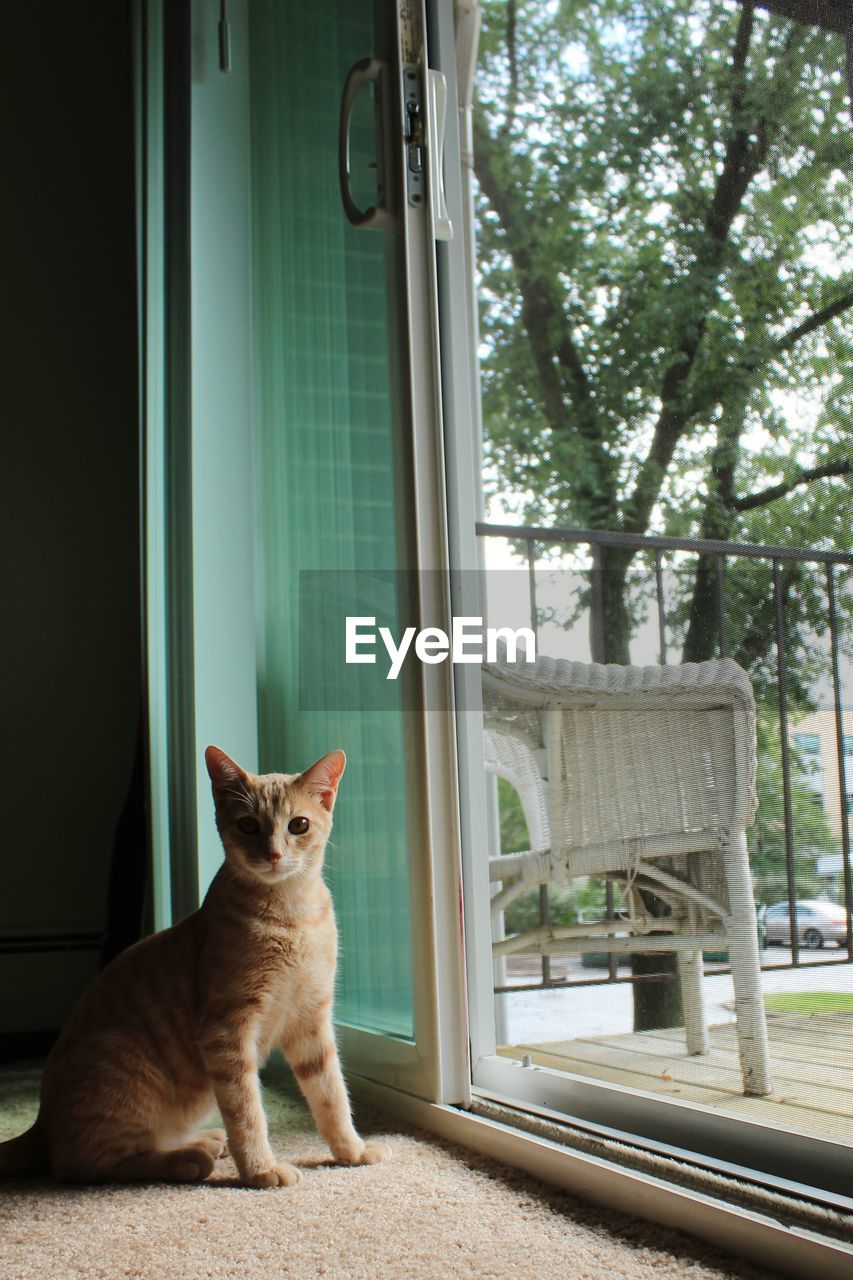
[477,521,853,992]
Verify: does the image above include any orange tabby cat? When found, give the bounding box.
[0,746,388,1185]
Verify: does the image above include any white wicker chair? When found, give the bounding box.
[482,653,772,1096]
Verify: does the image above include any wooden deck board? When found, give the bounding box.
[498,1011,853,1142]
[595,1018,851,1062]
[507,1036,851,1104]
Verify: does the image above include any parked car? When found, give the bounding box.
[764,900,849,949]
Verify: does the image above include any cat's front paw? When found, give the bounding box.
[244,1162,302,1189]
[336,1139,391,1166]
[196,1128,228,1159]
[358,1140,390,1165]
[166,1147,217,1182]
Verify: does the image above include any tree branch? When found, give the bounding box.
[681,409,745,661]
[706,0,762,245]
[622,1,773,536]
[774,287,853,355]
[753,1,851,37]
[502,0,519,137]
[474,119,619,525]
[473,124,584,427]
[732,458,852,511]
[680,284,853,433]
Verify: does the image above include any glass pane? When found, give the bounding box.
[469,0,853,1145]
[249,0,414,1038]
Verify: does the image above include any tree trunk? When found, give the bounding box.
[631,904,684,1033]
[682,554,722,663]
[596,546,632,663]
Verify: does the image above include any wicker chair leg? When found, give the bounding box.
[722,831,772,1096]
[677,949,710,1055]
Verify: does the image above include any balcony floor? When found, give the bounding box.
[499,1009,853,1143]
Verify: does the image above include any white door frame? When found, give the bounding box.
[335,0,470,1107]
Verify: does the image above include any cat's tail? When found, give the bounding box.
[0,1118,49,1177]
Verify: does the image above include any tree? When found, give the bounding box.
[475,0,852,1027]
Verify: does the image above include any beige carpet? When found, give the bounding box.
[0,1061,779,1280]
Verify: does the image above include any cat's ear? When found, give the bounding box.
[300,750,346,812]
[205,745,250,799]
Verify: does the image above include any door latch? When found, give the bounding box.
[402,67,425,209]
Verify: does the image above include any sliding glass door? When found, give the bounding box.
[247,0,469,1098]
[432,0,853,1203]
[140,0,467,1100]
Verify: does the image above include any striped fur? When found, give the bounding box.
[0,747,388,1187]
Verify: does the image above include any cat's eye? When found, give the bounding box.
[237,816,260,835]
[288,816,309,835]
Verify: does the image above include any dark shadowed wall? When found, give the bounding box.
[0,1,141,1046]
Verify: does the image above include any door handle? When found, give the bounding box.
[339,58,395,232]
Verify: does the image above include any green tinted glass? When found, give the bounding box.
[249,0,415,1038]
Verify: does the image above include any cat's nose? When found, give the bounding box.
[265,850,283,866]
